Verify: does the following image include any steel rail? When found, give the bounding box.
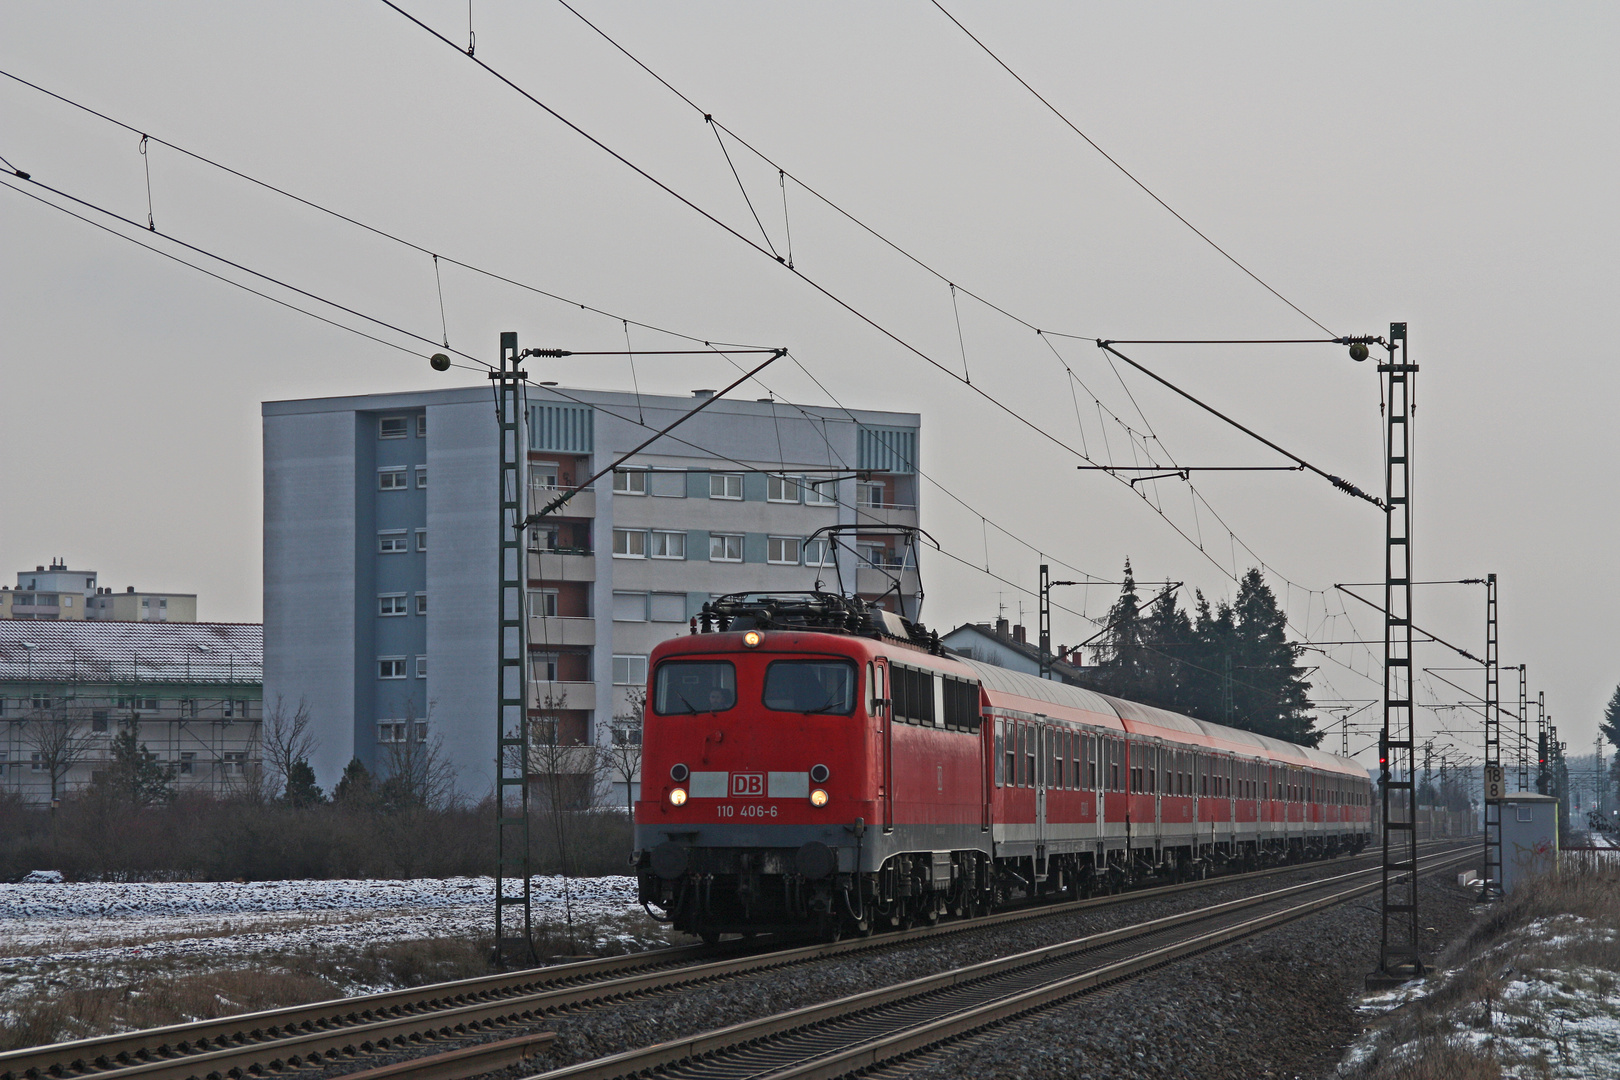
[3,842,1445,1080]
[326,1032,556,1080]
[530,847,1474,1080]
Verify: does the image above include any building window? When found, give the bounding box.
[379,594,409,616]
[380,416,408,439]
[530,589,559,617]
[416,413,427,437]
[649,469,686,498]
[530,462,559,489]
[223,752,246,776]
[803,537,833,568]
[179,752,196,776]
[415,466,427,488]
[805,479,837,506]
[379,530,408,553]
[416,656,428,678]
[379,656,408,679]
[532,652,559,682]
[415,529,427,552]
[857,481,884,508]
[613,468,646,495]
[766,474,801,503]
[650,593,687,623]
[767,536,802,565]
[31,752,44,772]
[415,593,428,616]
[91,711,108,733]
[613,591,648,622]
[611,724,642,746]
[30,693,51,710]
[709,533,743,562]
[709,473,743,500]
[378,721,408,744]
[62,596,72,608]
[223,699,236,718]
[379,468,408,490]
[612,654,648,686]
[650,530,686,559]
[0,751,7,776]
[180,699,196,718]
[612,528,647,558]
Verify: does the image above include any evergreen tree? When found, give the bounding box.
[1138,584,1193,711]
[93,729,176,807]
[1228,569,1317,744]
[1601,685,1620,752]
[332,757,374,807]
[282,758,325,808]
[1091,561,1144,699]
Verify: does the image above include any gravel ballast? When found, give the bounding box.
[507,852,1476,1077]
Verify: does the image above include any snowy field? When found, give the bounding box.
[0,875,645,965]
[1343,910,1620,1078]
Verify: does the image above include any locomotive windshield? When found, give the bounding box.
[762,660,856,715]
[653,660,737,715]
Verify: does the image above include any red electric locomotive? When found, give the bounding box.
[634,593,1372,941]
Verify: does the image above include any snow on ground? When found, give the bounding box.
[1340,911,1620,1078]
[1,875,642,960]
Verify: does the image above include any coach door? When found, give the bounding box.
[1034,716,1050,872]
[870,659,893,833]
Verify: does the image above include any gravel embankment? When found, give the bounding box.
[899,872,1480,1080]
[508,854,1474,1075]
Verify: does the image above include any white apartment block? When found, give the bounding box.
[263,384,920,804]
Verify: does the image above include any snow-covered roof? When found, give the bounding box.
[0,621,262,684]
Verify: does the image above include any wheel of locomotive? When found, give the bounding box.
[700,931,721,946]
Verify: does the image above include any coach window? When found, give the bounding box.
[1026,726,1038,787]
[763,660,855,715]
[653,660,736,715]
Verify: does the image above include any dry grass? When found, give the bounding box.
[1343,862,1620,1079]
[0,935,496,1052]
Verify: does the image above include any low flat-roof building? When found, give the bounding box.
[1,559,198,622]
[0,620,262,804]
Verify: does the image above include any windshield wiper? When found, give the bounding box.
[673,693,701,716]
[800,698,847,715]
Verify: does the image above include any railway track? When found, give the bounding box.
[1,842,1463,1080]
[534,846,1475,1080]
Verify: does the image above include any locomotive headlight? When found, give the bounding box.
[742,630,763,648]
[809,788,829,808]
[669,787,688,806]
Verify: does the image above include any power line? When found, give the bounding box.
[0,66,773,355]
[929,0,1336,337]
[0,176,481,371]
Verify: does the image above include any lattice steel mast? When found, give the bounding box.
[1517,665,1529,792]
[1376,321,1423,982]
[494,331,533,969]
[1481,574,1502,899]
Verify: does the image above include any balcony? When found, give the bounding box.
[855,564,921,599]
[526,745,598,775]
[528,679,596,710]
[529,488,595,518]
[853,502,918,527]
[529,615,595,647]
[529,550,596,583]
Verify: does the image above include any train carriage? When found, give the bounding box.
[635,594,1371,940]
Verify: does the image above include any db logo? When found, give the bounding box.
[731,773,765,797]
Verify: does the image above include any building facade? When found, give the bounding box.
[263,384,921,805]
[0,620,262,804]
[1,559,198,622]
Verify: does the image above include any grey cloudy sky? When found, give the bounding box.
[3,2,1616,768]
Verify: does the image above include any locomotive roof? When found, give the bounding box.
[961,657,1364,778]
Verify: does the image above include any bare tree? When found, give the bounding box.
[260,695,317,800]
[379,699,457,810]
[599,687,645,818]
[527,688,610,940]
[26,706,96,807]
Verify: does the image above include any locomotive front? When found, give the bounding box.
[634,627,876,940]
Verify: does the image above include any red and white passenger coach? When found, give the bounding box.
[634,594,1372,941]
